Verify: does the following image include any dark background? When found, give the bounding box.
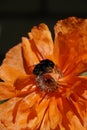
[0,0,87,64]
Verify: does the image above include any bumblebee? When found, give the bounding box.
[33,59,59,92]
[33,59,55,75]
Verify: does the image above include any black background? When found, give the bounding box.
[0,0,87,64]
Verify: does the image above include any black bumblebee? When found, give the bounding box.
[33,59,58,92]
[33,59,55,76]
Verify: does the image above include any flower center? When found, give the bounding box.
[33,59,62,92]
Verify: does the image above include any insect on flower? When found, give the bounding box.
[33,59,55,75]
[33,59,60,92]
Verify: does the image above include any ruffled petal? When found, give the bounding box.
[68,77,87,101]
[14,74,36,90]
[0,82,15,100]
[0,122,7,130]
[68,114,87,130]
[27,97,49,130]
[54,17,87,75]
[0,91,50,130]
[0,44,26,82]
[22,37,39,68]
[48,97,61,129]
[0,65,26,83]
[0,98,21,130]
[40,111,50,130]
[29,23,54,60]
[63,52,87,76]
[61,76,87,102]
[58,75,87,129]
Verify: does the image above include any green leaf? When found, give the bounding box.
[79,71,87,76]
[0,99,9,104]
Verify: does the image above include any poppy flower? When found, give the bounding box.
[0,17,87,130]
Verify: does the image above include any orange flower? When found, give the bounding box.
[0,17,87,130]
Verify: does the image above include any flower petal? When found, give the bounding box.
[29,23,54,60]
[27,97,49,130]
[0,98,21,130]
[63,52,87,76]
[71,77,87,101]
[0,93,41,130]
[62,76,87,129]
[54,17,87,74]
[48,97,61,129]
[0,122,7,130]
[68,114,86,130]
[0,82,15,100]
[0,44,26,82]
[22,37,39,67]
[40,111,50,130]
[14,74,35,90]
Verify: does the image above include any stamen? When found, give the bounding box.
[36,75,58,92]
